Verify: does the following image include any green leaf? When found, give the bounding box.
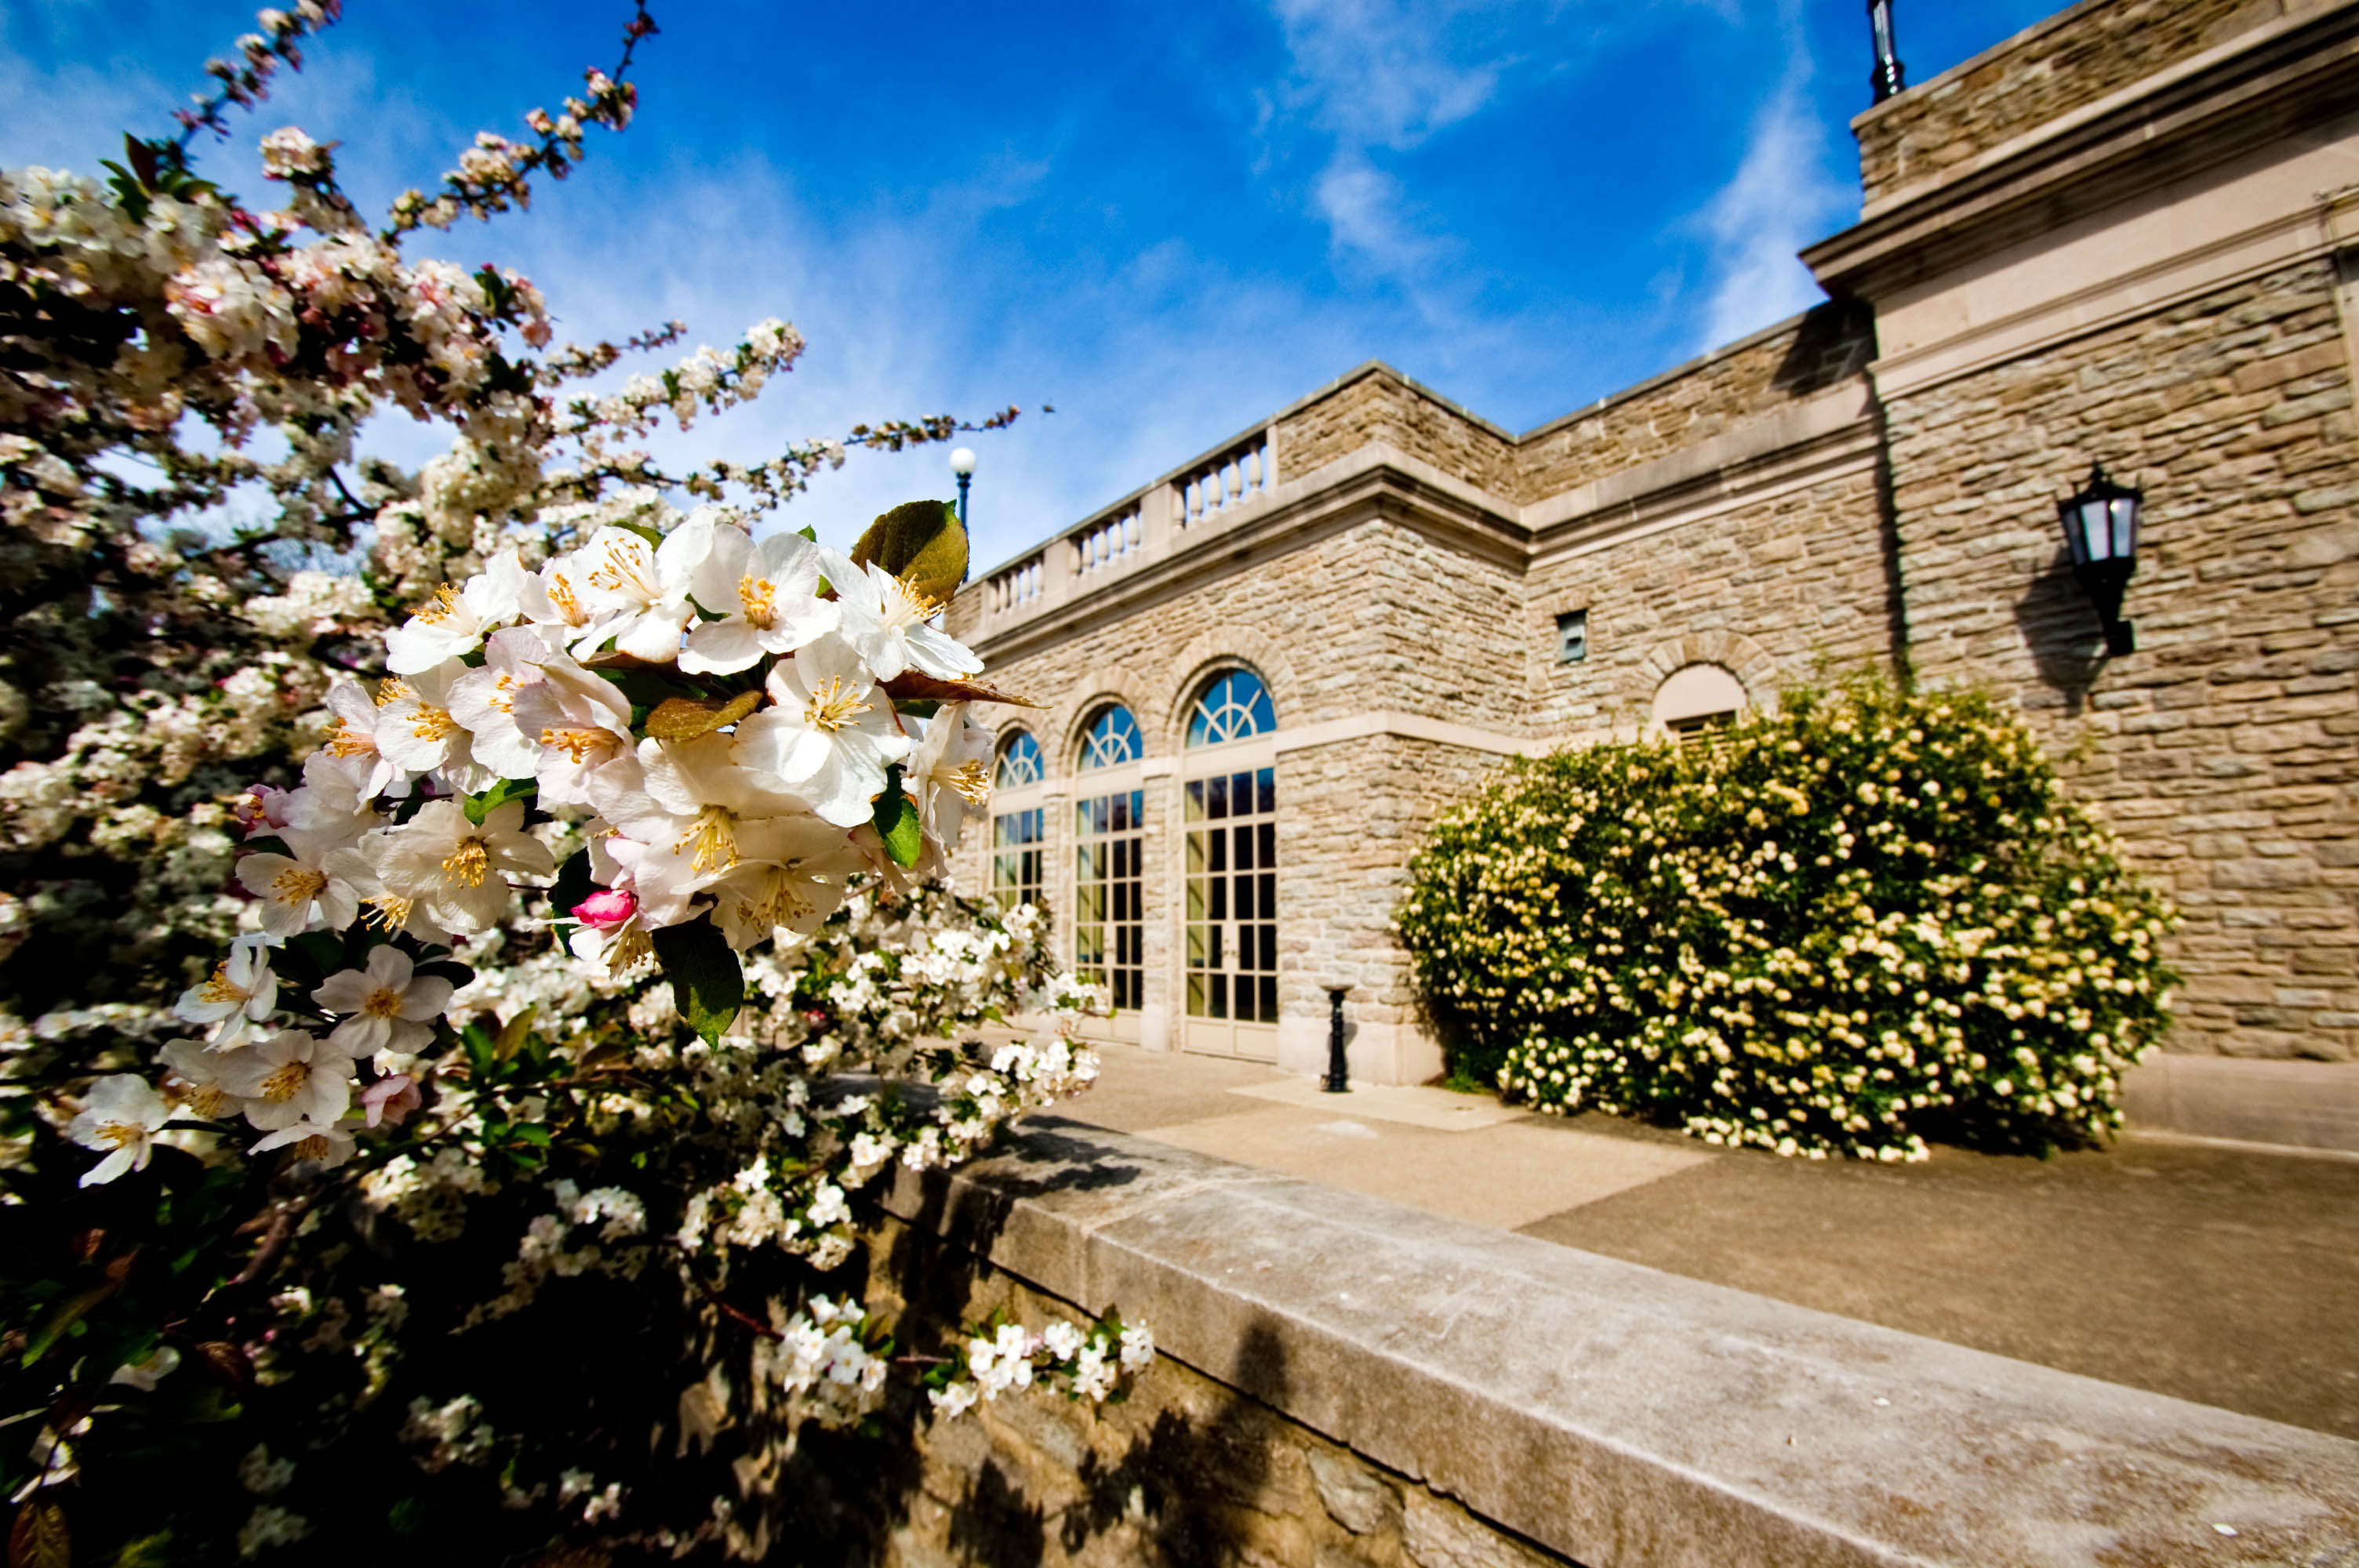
[287,928,343,970]
[871,766,924,868]
[462,776,535,827]
[550,849,594,916]
[9,1497,69,1568]
[652,919,744,1045]
[644,689,761,742]
[493,1004,537,1064]
[796,524,819,543]
[849,499,968,604]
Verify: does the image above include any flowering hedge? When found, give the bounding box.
[1398,675,2176,1161]
[1,7,1146,1560]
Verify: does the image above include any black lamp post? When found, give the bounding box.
[1324,988,1349,1094]
[950,445,976,528]
[2057,461,2143,656]
[1869,0,1906,102]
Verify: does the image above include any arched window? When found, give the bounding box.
[993,731,1041,788]
[1077,704,1141,771]
[1185,668,1274,749]
[1652,663,1747,746]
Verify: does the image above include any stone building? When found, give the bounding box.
[943,0,2359,1147]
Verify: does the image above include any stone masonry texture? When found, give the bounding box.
[1883,258,2359,1062]
[949,4,2359,1076]
[834,1214,1587,1568]
[1853,0,2296,208]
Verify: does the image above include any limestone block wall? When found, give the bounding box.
[1276,733,1513,1079]
[1881,256,2359,1062]
[1525,463,1899,735]
[950,516,1529,1072]
[1852,0,2296,209]
[1511,304,1875,504]
[862,1214,1578,1568]
[1272,368,1518,499]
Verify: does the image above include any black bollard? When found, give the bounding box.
[1324,987,1349,1093]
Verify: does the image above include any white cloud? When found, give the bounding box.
[1271,0,1510,150]
[1688,60,1856,351]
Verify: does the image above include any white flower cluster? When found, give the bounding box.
[1402,677,2175,1161]
[75,506,1006,1185]
[928,1317,1156,1419]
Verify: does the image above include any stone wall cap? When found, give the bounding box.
[886,1117,2359,1568]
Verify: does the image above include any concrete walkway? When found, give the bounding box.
[1058,1043,2359,1442]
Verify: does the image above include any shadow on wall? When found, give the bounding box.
[1771,298,1877,397]
[722,1124,1307,1566]
[2013,546,2111,717]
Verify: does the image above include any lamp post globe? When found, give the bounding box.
[2057,460,2143,655]
[949,446,977,528]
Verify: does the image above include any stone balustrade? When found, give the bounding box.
[1172,430,1275,530]
[1072,503,1141,577]
[987,553,1045,615]
[951,419,1280,645]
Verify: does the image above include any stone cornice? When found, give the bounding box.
[1803,0,2359,300]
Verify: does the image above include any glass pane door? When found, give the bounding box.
[991,808,1043,910]
[1075,789,1143,1010]
[1183,764,1278,1058]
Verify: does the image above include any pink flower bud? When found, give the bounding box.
[234,784,293,835]
[572,888,638,930]
[360,1073,420,1128]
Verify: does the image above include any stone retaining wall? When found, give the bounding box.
[865,1211,1578,1568]
[860,1118,2359,1568]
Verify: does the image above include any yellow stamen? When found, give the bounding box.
[362,986,405,1020]
[540,725,609,764]
[198,962,245,1004]
[409,706,458,742]
[737,573,776,629]
[362,895,413,933]
[260,1062,307,1102]
[547,572,584,626]
[586,539,655,596]
[271,866,329,906]
[441,837,491,887]
[412,582,463,624]
[947,759,991,806]
[186,1087,228,1120]
[803,676,870,733]
[96,1120,147,1149]
[735,880,812,935]
[375,679,414,709]
[488,672,518,713]
[326,720,376,758]
[681,804,740,874]
[606,927,653,975]
[295,1134,331,1160]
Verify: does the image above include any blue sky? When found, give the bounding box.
[3,0,2053,569]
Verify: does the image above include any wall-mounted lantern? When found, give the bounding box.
[2056,461,2143,655]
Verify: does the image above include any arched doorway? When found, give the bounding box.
[1071,703,1145,1033]
[1180,668,1278,1061]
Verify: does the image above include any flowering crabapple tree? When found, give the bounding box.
[0,6,1149,1561]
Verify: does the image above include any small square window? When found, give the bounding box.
[1554,609,1589,665]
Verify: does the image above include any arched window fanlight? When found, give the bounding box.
[1651,662,1747,746]
[994,731,1041,788]
[1077,704,1141,771]
[1186,668,1275,748]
